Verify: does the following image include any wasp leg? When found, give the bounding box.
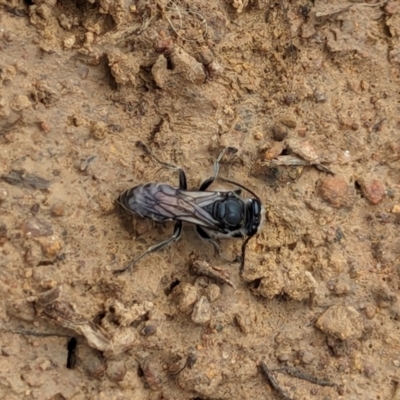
[239,236,252,274]
[199,147,237,191]
[196,226,221,256]
[136,141,187,190]
[114,221,183,274]
[196,227,238,264]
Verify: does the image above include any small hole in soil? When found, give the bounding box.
[137,366,144,377]
[249,278,261,289]
[92,311,106,325]
[66,338,77,369]
[164,278,180,295]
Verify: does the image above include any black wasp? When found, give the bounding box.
[114,142,264,274]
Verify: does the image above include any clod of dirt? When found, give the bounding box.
[63,35,75,49]
[152,47,205,90]
[107,49,140,86]
[327,278,352,296]
[6,298,36,322]
[90,121,108,140]
[104,299,154,327]
[234,312,251,335]
[0,65,17,84]
[173,283,198,314]
[319,176,349,208]
[10,94,31,112]
[280,115,297,129]
[191,296,211,325]
[356,176,385,205]
[372,286,397,308]
[316,305,364,340]
[359,302,376,320]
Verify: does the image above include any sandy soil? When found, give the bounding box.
[1,0,400,399]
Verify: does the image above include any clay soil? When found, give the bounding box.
[1,0,400,399]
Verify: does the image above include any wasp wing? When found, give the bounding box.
[118,184,225,230]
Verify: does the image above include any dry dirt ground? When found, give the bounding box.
[1,0,400,399]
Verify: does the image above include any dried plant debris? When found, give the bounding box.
[258,139,334,177]
[260,361,337,400]
[190,259,235,288]
[34,287,135,355]
[1,169,51,190]
[260,362,293,400]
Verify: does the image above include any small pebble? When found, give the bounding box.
[319,176,348,208]
[51,202,65,217]
[173,283,198,314]
[39,236,62,258]
[277,352,290,362]
[271,124,288,141]
[313,88,327,103]
[141,359,162,390]
[391,204,400,214]
[363,362,376,378]
[63,35,76,49]
[384,0,398,14]
[0,187,8,202]
[264,141,285,160]
[39,121,51,133]
[197,47,214,65]
[106,360,127,383]
[253,131,263,140]
[21,218,53,238]
[25,269,33,279]
[357,177,385,205]
[39,360,51,371]
[141,325,157,336]
[191,296,211,325]
[205,284,221,303]
[316,305,364,340]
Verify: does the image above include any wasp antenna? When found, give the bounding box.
[136,141,151,154]
[219,177,261,202]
